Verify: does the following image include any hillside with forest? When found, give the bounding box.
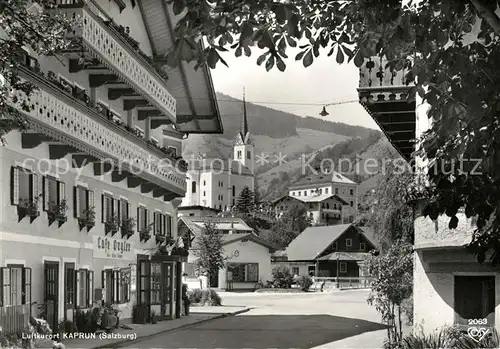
[182,92,391,201]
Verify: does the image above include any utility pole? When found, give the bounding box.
[336,255,340,289]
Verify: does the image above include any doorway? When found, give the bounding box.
[44,261,59,334]
[64,262,76,322]
[209,272,219,288]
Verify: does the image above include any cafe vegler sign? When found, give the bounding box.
[93,236,134,260]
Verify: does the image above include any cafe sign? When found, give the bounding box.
[93,236,134,260]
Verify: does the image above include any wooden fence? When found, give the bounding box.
[311,276,375,291]
[0,304,31,335]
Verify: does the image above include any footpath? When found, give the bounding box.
[37,306,250,349]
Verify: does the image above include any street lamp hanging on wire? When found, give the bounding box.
[318,99,359,117]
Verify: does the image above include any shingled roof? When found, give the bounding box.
[289,171,356,189]
[286,224,353,261]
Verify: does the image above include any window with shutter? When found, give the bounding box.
[0,267,9,306]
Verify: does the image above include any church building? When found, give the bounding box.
[181,93,255,211]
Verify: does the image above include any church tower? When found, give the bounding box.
[233,88,254,174]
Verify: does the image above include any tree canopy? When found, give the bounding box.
[193,223,226,279]
[0,0,74,142]
[357,160,414,251]
[166,0,500,263]
[268,203,312,247]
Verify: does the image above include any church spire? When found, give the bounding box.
[240,87,249,139]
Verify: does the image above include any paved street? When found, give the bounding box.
[117,290,387,348]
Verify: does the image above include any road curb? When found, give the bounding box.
[91,307,251,349]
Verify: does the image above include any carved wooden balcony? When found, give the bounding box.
[358,56,416,161]
[12,67,187,195]
[57,3,176,121]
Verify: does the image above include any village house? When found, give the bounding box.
[358,56,488,332]
[288,172,358,223]
[0,0,222,335]
[178,216,279,291]
[271,193,347,225]
[272,224,377,281]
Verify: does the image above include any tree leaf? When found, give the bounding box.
[336,46,344,64]
[286,36,297,47]
[276,58,286,72]
[207,48,219,69]
[235,46,242,57]
[448,215,458,229]
[239,22,253,44]
[295,50,306,61]
[265,56,275,72]
[257,53,267,66]
[244,46,251,57]
[343,45,354,60]
[172,0,185,15]
[353,50,364,67]
[303,50,313,67]
[274,4,287,24]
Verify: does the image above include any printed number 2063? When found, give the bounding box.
[468,318,488,325]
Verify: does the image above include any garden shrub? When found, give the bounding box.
[400,326,499,349]
[297,275,313,291]
[201,289,222,306]
[188,288,203,304]
[271,265,294,288]
[187,288,221,306]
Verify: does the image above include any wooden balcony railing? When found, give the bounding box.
[0,304,31,336]
[11,67,187,193]
[311,276,376,291]
[358,56,412,103]
[57,3,176,120]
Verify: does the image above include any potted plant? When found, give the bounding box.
[132,303,149,324]
[105,213,120,235]
[150,310,157,324]
[19,197,40,217]
[121,217,136,239]
[78,206,95,231]
[140,223,153,242]
[155,234,166,244]
[17,195,41,222]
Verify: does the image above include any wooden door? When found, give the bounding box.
[44,261,59,334]
[64,263,76,322]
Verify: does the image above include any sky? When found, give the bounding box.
[210,46,380,131]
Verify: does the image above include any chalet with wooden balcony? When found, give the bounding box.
[0,0,223,336]
[358,57,497,334]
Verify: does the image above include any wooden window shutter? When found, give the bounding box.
[167,215,172,237]
[32,173,39,202]
[59,181,65,204]
[101,194,107,223]
[11,167,19,205]
[22,267,31,305]
[153,212,157,234]
[43,177,49,211]
[145,209,149,229]
[88,270,93,307]
[101,270,107,303]
[127,202,130,219]
[162,214,166,235]
[88,190,94,211]
[74,187,80,218]
[0,267,3,307]
[137,207,141,231]
[76,270,80,306]
[116,199,121,225]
